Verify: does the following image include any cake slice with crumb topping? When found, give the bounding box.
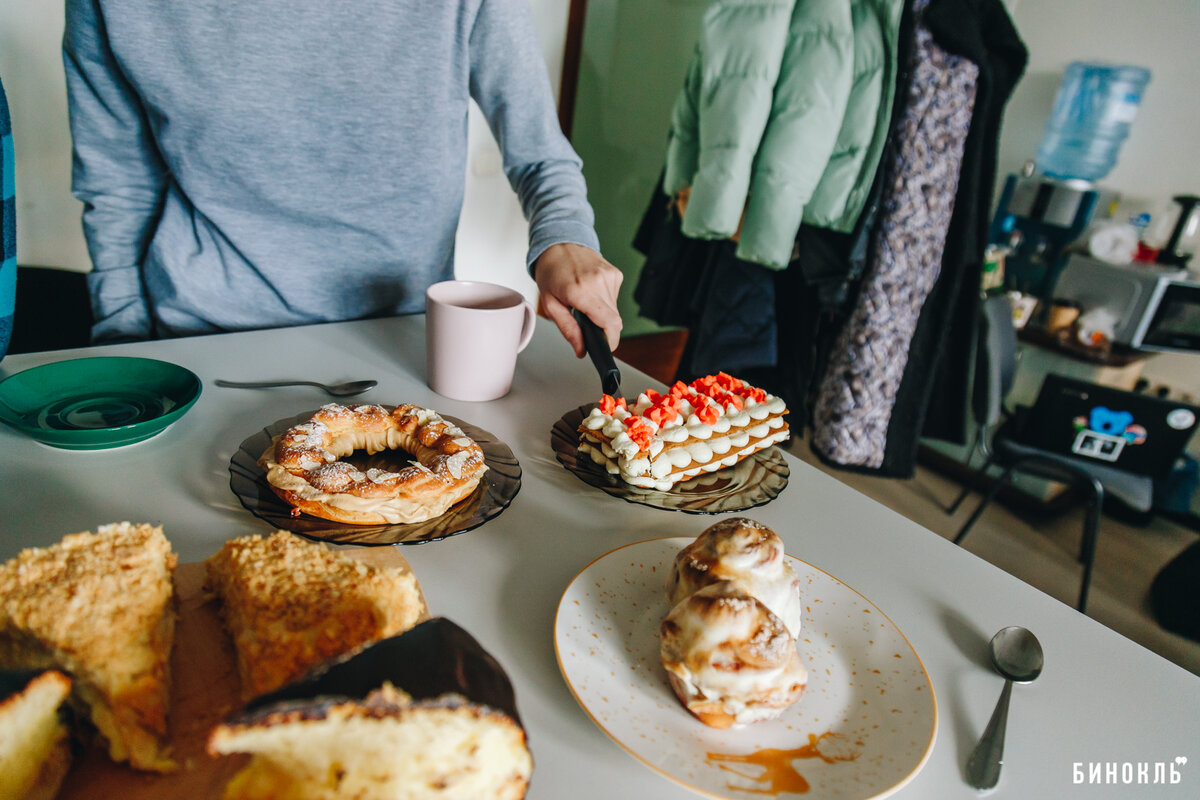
[204,531,428,699]
[0,522,178,772]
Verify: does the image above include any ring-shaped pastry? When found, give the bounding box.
[259,403,488,525]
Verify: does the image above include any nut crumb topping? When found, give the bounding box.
[205,531,428,698]
[0,522,177,771]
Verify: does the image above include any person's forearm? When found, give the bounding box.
[469,0,600,272]
[507,158,600,271]
[84,267,154,342]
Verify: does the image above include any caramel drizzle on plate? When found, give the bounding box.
[706,732,862,796]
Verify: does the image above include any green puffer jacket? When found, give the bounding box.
[664,0,905,269]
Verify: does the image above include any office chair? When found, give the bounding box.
[7,266,93,354]
[949,294,1154,614]
[946,294,1021,516]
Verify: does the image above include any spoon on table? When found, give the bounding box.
[965,626,1045,790]
[214,378,378,397]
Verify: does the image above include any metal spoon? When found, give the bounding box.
[966,626,1045,790]
[214,378,377,397]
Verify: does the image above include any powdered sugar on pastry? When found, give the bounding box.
[0,522,178,771]
[260,403,487,525]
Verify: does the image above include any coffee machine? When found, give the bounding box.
[990,172,1099,298]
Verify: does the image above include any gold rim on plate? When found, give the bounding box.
[553,537,938,799]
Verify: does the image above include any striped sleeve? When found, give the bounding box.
[1,73,16,325]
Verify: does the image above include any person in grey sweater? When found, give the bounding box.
[63,0,622,356]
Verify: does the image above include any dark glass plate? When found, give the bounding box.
[230,409,520,545]
[551,404,788,514]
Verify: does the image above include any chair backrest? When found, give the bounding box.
[7,267,93,354]
[972,293,1020,428]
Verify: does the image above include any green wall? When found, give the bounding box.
[570,1,708,337]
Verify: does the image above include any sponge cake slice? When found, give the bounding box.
[0,523,177,772]
[0,670,73,800]
[209,619,532,799]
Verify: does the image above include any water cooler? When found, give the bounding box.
[992,62,1151,300]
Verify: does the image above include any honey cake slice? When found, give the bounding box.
[204,531,429,699]
[578,372,789,490]
[0,523,177,772]
[210,686,531,800]
[0,670,73,800]
[208,619,532,800]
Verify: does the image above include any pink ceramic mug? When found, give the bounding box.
[425,280,536,401]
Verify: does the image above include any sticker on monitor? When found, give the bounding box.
[1072,429,1126,461]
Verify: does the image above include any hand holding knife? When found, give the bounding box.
[572,308,623,399]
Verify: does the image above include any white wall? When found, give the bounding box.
[0,1,570,304]
[998,0,1200,215]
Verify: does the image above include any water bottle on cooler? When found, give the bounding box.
[1035,62,1151,184]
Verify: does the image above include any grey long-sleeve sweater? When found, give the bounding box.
[64,0,599,342]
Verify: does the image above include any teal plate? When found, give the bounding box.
[0,356,202,450]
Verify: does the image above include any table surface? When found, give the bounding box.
[1,315,1196,799]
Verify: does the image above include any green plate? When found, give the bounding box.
[0,356,202,450]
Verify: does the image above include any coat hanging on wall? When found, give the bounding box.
[811,0,1028,477]
[634,0,908,417]
[633,0,1025,478]
[810,0,981,472]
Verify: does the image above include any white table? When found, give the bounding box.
[1,315,1196,798]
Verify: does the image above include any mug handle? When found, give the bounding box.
[516,300,536,353]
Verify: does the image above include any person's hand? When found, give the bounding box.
[533,243,624,358]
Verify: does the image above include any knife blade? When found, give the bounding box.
[572,308,622,399]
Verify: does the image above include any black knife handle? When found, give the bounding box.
[572,308,622,397]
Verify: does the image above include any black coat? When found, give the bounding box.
[866,0,1027,476]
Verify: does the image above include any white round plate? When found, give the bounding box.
[554,538,937,799]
